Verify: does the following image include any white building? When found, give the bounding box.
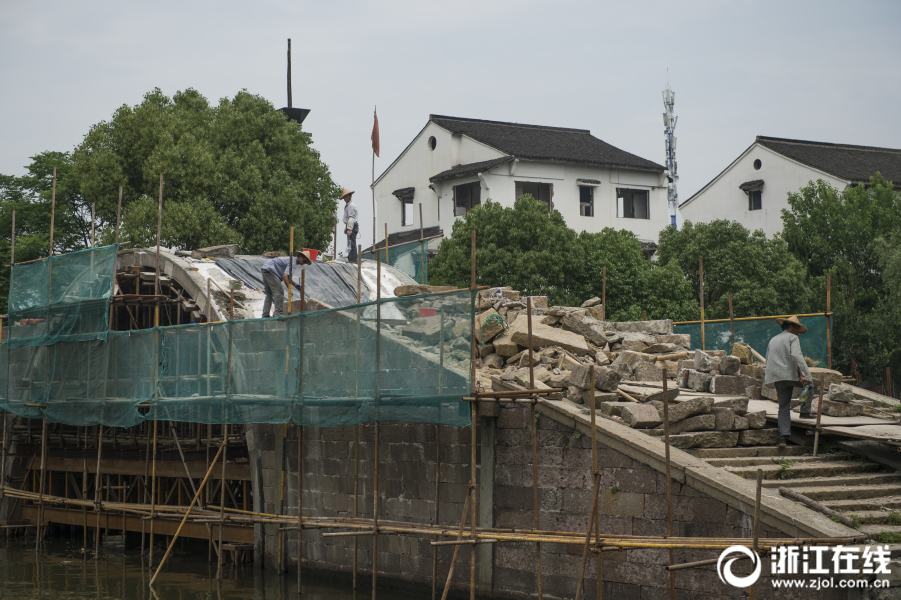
[369,115,669,257]
[680,136,901,237]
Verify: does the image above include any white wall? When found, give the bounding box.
[373,123,670,247]
[680,144,848,236]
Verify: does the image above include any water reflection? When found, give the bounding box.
[0,538,416,600]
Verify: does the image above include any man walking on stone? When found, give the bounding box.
[764,315,813,448]
[261,250,312,317]
[341,189,359,263]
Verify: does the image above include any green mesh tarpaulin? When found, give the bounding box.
[674,315,828,365]
[0,290,473,428]
[363,240,428,284]
[7,245,118,349]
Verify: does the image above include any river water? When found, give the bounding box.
[0,538,421,600]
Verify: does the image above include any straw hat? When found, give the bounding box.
[341,188,355,199]
[776,315,808,334]
[297,250,313,265]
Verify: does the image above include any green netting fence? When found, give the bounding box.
[7,244,118,349]
[0,289,473,428]
[674,314,829,365]
[363,240,428,284]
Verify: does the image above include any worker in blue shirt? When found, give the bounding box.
[262,250,312,317]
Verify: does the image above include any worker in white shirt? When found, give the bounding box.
[341,189,359,263]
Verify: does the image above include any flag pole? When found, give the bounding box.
[371,106,379,253]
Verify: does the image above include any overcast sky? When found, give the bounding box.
[2,0,899,250]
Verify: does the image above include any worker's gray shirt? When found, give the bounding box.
[763,330,812,386]
[343,200,358,224]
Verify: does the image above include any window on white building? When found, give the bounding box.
[579,186,594,217]
[400,195,414,225]
[515,181,552,212]
[617,189,649,219]
[749,190,762,211]
[453,182,481,216]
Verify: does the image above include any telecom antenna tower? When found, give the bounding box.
[662,82,678,227]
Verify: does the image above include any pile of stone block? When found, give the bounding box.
[677,349,765,399]
[599,396,777,448]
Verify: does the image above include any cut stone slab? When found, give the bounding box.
[492,316,526,356]
[632,361,663,382]
[668,431,739,449]
[394,284,459,297]
[713,397,749,415]
[512,323,590,356]
[191,244,239,259]
[710,375,762,396]
[581,296,602,308]
[546,371,570,389]
[685,370,713,392]
[828,383,856,403]
[561,314,608,346]
[475,309,505,344]
[479,344,495,358]
[586,306,605,321]
[712,407,736,431]
[512,368,551,388]
[660,414,716,435]
[740,363,767,380]
[810,367,843,388]
[657,334,691,347]
[732,416,749,430]
[745,386,762,400]
[583,391,620,406]
[731,343,753,365]
[746,411,766,429]
[718,355,741,376]
[402,316,450,344]
[805,398,862,418]
[501,290,520,300]
[620,404,662,429]
[567,385,583,403]
[483,353,505,369]
[614,320,673,334]
[525,296,548,309]
[643,343,678,354]
[621,339,650,352]
[569,364,621,392]
[594,351,610,366]
[598,402,633,417]
[664,396,714,423]
[738,429,780,446]
[693,351,714,373]
[540,315,561,326]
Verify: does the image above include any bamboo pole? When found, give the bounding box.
[812,374,826,456]
[527,297,542,599]
[217,424,227,582]
[728,293,734,346]
[826,274,832,370]
[469,402,477,600]
[297,424,303,593]
[82,461,88,550]
[354,245,362,589]
[148,443,225,587]
[91,203,95,247]
[49,167,56,254]
[385,223,389,263]
[662,369,675,600]
[699,258,705,351]
[94,425,104,557]
[432,424,441,600]
[372,421,380,599]
[149,420,158,564]
[278,424,287,575]
[591,366,601,600]
[155,174,162,327]
[749,469,763,600]
[439,488,471,600]
[601,266,606,322]
[37,418,48,550]
[574,471,602,600]
[116,186,122,244]
[419,203,425,283]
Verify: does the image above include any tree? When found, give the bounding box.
[72,88,341,253]
[429,195,698,320]
[655,219,818,320]
[782,175,901,382]
[0,152,90,307]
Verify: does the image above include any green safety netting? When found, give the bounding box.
[674,315,828,365]
[7,245,118,349]
[363,240,428,284]
[0,290,473,428]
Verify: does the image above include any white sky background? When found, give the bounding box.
[2,0,900,252]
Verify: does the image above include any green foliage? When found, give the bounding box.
[885,511,901,526]
[430,196,697,319]
[875,531,901,544]
[772,457,794,480]
[72,88,341,253]
[656,219,818,319]
[782,175,901,382]
[0,152,92,307]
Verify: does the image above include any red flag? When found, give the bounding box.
[371,108,380,157]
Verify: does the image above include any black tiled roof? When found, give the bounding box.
[429,157,513,183]
[757,136,901,185]
[739,179,764,191]
[392,187,415,197]
[577,178,602,185]
[429,115,664,172]
[362,226,443,254]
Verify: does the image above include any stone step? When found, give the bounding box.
[859,525,901,540]
[824,497,901,512]
[762,472,901,489]
[705,453,854,468]
[846,510,901,525]
[687,446,812,459]
[791,484,901,502]
[726,461,880,481]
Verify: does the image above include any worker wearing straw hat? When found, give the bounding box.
[765,315,814,448]
[261,250,312,317]
[341,189,359,263]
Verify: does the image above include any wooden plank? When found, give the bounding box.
[22,506,252,544]
[43,456,250,481]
